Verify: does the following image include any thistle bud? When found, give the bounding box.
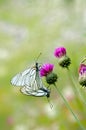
[58,56,71,68]
[46,72,58,85]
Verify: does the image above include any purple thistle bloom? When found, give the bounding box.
[40,63,54,77]
[54,46,71,68]
[54,47,66,58]
[40,63,58,85]
[78,63,86,87]
[79,64,86,75]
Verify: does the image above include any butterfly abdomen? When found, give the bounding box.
[40,88,50,98]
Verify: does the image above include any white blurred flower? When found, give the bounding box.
[0,48,9,60]
[44,103,57,118]
[14,124,28,130]
[63,86,74,101]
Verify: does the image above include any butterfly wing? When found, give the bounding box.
[20,70,50,97]
[20,86,48,97]
[35,70,47,90]
[11,67,36,87]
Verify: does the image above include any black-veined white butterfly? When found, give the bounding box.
[11,62,50,98]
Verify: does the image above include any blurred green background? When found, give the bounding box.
[0,0,86,130]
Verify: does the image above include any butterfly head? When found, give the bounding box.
[35,62,42,72]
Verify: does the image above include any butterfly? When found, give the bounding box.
[11,62,50,98]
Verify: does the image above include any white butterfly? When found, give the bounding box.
[11,62,50,98]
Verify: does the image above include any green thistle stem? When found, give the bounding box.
[54,83,85,130]
[67,68,86,105]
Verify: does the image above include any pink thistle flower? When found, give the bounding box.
[78,63,86,87]
[54,46,71,68]
[54,47,66,58]
[40,63,54,77]
[40,63,58,85]
[79,64,86,75]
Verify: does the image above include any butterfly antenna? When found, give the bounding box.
[35,52,42,62]
[47,98,53,109]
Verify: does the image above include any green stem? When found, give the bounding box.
[54,83,85,130]
[67,69,86,105]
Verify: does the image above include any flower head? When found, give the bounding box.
[40,63,58,85]
[78,63,86,87]
[54,47,66,58]
[40,63,54,77]
[54,46,71,68]
[79,64,86,75]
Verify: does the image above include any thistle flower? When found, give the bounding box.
[40,63,54,77]
[54,46,71,68]
[40,63,58,85]
[54,47,66,58]
[78,63,86,87]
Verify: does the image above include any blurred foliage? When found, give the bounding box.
[0,0,86,130]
